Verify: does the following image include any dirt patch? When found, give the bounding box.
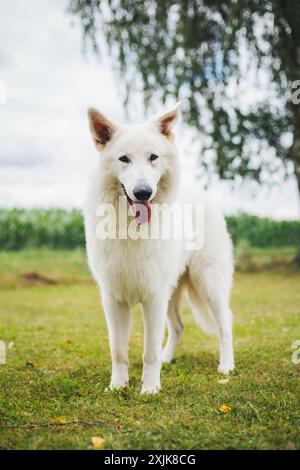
[20,272,94,287]
[22,272,58,285]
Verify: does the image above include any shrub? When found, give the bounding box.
[226,213,299,247]
[0,209,298,250]
[0,209,85,250]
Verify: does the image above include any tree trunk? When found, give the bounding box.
[286,95,300,266]
[295,245,300,266]
[294,165,300,266]
[290,114,300,265]
[289,43,300,266]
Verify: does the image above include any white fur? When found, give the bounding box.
[84,104,234,394]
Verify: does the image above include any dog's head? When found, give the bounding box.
[87,103,180,223]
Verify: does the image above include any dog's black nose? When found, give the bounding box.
[133,184,153,201]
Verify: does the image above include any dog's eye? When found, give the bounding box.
[149,154,159,162]
[119,155,131,164]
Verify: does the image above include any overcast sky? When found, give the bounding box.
[0,0,299,219]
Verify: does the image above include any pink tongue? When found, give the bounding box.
[132,201,151,224]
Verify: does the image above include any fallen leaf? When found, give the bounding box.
[219,403,233,413]
[218,378,229,385]
[91,436,105,450]
[50,416,67,424]
[285,442,295,450]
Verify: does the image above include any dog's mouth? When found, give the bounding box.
[121,185,151,224]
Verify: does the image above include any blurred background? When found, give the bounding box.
[0,0,299,263]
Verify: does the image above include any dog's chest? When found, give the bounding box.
[95,238,181,305]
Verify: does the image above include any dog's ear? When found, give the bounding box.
[154,102,181,140]
[87,108,117,150]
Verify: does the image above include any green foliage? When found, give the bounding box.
[0,209,85,250]
[0,209,298,250]
[226,213,299,247]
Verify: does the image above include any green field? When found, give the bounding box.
[0,249,300,449]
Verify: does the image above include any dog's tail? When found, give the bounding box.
[186,285,219,337]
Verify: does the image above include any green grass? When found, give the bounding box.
[0,249,300,449]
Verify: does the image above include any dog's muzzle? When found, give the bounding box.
[121,184,152,224]
[133,184,153,202]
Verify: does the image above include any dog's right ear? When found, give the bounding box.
[87,108,117,150]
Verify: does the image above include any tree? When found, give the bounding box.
[69,0,300,263]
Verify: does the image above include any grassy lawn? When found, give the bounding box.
[0,248,300,450]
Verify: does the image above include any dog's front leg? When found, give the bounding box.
[141,295,168,394]
[102,294,131,389]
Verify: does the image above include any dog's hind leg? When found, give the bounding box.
[162,285,184,364]
[188,265,234,375]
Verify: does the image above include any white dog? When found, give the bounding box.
[84,103,234,394]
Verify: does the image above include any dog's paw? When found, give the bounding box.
[141,383,160,395]
[217,363,234,375]
[161,349,173,364]
[108,380,128,391]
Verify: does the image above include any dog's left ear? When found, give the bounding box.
[87,108,117,150]
[154,102,181,140]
